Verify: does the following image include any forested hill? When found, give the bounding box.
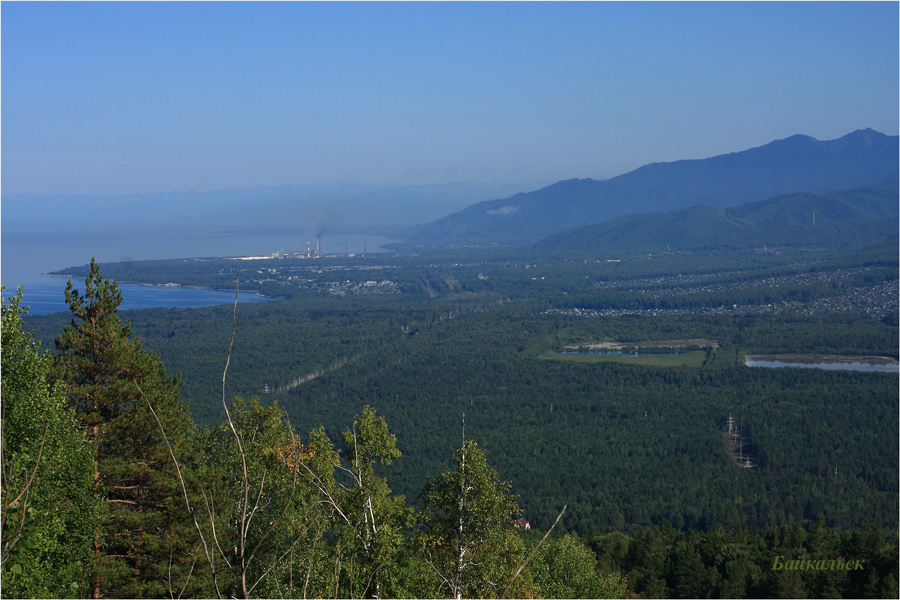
[534,183,900,256]
[402,129,899,245]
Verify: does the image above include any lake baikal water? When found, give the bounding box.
[2,226,394,314]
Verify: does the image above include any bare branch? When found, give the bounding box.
[168,548,175,600]
[242,468,268,549]
[1,423,50,565]
[136,381,223,599]
[177,549,199,600]
[302,522,322,600]
[202,488,233,569]
[500,504,567,599]
[10,423,48,509]
[301,462,371,554]
[420,550,453,593]
[334,463,362,485]
[362,562,385,599]
[219,277,252,588]
[367,496,378,537]
[247,519,314,596]
[244,423,318,593]
[333,540,341,600]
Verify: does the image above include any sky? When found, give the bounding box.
[2,1,898,197]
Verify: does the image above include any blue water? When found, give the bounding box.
[6,277,272,315]
[2,226,395,314]
[745,358,899,373]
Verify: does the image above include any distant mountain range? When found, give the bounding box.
[533,183,899,256]
[2,180,549,237]
[402,129,899,246]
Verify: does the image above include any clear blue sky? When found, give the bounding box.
[3,1,898,196]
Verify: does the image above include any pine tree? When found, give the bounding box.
[53,259,207,598]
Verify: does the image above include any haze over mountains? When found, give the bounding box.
[535,183,899,256]
[3,129,896,258]
[2,180,551,238]
[403,128,899,246]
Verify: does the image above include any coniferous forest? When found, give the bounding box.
[5,1,899,597]
[5,239,899,599]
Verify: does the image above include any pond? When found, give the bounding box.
[744,355,899,373]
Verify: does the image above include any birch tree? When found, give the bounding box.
[295,406,411,598]
[200,395,332,599]
[1,289,100,598]
[418,439,528,599]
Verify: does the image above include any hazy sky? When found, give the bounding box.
[3,1,898,196]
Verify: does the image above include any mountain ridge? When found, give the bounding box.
[533,182,900,256]
[402,129,899,246]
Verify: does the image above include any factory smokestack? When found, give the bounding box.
[307,238,310,259]
[316,236,320,258]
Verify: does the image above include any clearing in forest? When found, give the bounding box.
[540,339,714,367]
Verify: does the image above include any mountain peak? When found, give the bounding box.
[840,127,884,145]
[404,129,899,246]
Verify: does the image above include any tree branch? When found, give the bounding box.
[1,423,50,565]
[500,504,567,599]
[136,381,222,598]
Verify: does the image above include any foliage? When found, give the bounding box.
[196,395,333,598]
[528,533,627,599]
[52,259,206,598]
[1,289,100,598]
[418,438,528,599]
[331,406,413,599]
[586,520,899,599]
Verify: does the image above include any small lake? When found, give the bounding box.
[745,355,899,373]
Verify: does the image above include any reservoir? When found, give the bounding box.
[745,355,899,374]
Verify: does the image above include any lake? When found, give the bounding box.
[745,355,899,373]
[6,276,273,315]
[2,226,396,314]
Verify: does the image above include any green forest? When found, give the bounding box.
[6,240,899,599]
